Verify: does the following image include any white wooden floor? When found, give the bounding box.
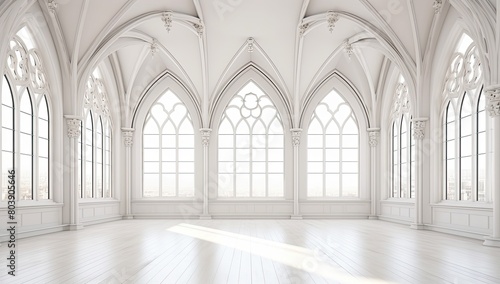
[1,219,499,284]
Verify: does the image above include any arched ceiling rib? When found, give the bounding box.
[48,0,443,125]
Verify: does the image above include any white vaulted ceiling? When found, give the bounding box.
[50,0,439,126]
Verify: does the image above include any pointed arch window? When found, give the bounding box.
[1,26,51,201]
[307,89,359,198]
[218,82,284,198]
[390,79,415,199]
[79,70,112,199]
[142,90,195,198]
[442,34,487,202]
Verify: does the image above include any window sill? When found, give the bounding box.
[78,198,119,205]
[303,199,369,203]
[212,199,291,203]
[431,201,493,210]
[381,198,416,205]
[0,200,63,209]
[133,199,199,203]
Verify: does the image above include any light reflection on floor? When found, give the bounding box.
[168,223,395,284]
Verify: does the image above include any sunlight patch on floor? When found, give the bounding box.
[168,223,395,284]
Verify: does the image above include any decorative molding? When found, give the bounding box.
[162,11,173,32]
[290,128,302,146]
[343,39,354,58]
[433,0,443,14]
[6,36,48,93]
[299,22,310,36]
[444,43,482,97]
[200,128,212,147]
[412,118,428,140]
[47,0,58,14]
[327,11,339,32]
[247,37,254,53]
[65,116,82,139]
[485,86,500,117]
[121,128,134,147]
[392,82,410,117]
[367,128,380,147]
[193,22,204,37]
[84,75,110,116]
[150,38,159,57]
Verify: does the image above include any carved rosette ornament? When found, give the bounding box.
[485,87,500,117]
[150,38,159,57]
[299,23,310,36]
[122,129,134,147]
[162,11,173,32]
[247,37,255,53]
[290,129,302,147]
[65,117,82,139]
[200,129,212,147]
[193,22,204,37]
[47,0,58,14]
[367,129,380,147]
[343,39,354,58]
[412,119,427,140]
[327,11,339,32]
[433,0,443,15]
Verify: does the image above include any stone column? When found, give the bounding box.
[200,128,212,219]
[65,115,83,230]
[484,86,500,247]
[121,128,134,219]
[367,128,380,219]
[411,118,427,229]
[291,128,302,219]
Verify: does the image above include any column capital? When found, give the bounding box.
[64,115,82,139]
[367,128,380,147]
[412,118,428,140]
[290,128,302,146]
[485,85,500,117]
[200,128,212,146]
[121,128,135,147]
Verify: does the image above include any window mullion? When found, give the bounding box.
[471,109,478,201]
[33,101,38,201]
[323,133,326,197]
[455,110,461,201]
[14,93,20,201]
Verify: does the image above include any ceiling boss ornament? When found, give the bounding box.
[150,38,159,57]
[299,22,310,36]
[343,39,354,59]
[433,0,443,15]
[247,37,255,53]
[162,11,173,32]
[327,11,339,32]
[47,0,58,14]
[193,22,204,37]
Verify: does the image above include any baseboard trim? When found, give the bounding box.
[300,214,370,219]
[131,214,200,219]
[424,224,490,240]
[378,216,412,225]
[81,215,123,226]
[0,225,66,243]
